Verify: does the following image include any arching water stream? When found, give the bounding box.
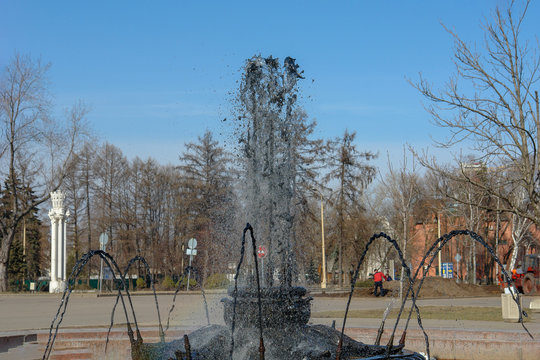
[41,227,531,360]
[42,56,532,359]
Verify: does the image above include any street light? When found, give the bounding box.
[314,188,327,289]
[437,212,441,277]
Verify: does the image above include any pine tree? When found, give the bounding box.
[7,237,25,290]
[179,130,237,281]
[1,179,42,290]
[0,54,86,291]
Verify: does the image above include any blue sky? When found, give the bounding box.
[1,1,538,169]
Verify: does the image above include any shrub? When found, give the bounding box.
[160,275,176,290]
[205,273,230,289]
[176,277,197,290]
[8,279,23,292]
[136,277,145,290]
[73,282,92,290]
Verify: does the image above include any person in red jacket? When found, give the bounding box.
[373,269,387,297]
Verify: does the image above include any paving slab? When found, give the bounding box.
[1,293,539,359]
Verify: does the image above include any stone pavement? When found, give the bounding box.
[1,291,538,332]
[0,292,539,359]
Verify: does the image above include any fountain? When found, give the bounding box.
[128,225,413,360]
[41,226,530,359]
[124,56,425,359]
[41,56,532,360]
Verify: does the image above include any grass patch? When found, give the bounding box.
[354,280,374,288]
[312,306,509,322]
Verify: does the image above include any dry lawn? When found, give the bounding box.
[351,277,501,298]
[312,306,510,322]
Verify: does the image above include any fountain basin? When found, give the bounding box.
[12,324,540,360]
[138,324,414,360]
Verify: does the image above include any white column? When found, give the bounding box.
[49,191,68,293]
[51,217,57,282]
[56,219,61,280]
[63,218,67,280]
[49,214,59,293]
[60,217,64,280]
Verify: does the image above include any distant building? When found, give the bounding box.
[409,212,539,283]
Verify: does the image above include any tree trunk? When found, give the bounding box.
[74,214,79,261]
[467,246,471,284]
[339,161,345,288]
[509,214,525,271]
[339,221,343,288]
[509,236,519,271]
[85,165,92,286]
[472,240,477,285]
[0,261,8,292]
[399,214,407,300]
[0,244,11,292]
[0,229,17,292]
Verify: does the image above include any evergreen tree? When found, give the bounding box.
[0,54,87,291]
[1,179,42,290]
[23,209,42,280]
[7,237,25,290]
[179,130,237,281]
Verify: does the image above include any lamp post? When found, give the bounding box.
[437,212,441,276]
[495,197,500,280]
[314,189,327,289]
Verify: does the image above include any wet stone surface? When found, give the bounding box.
[222,286,312,329]
[134,286,423,360]
[137,324,413,360]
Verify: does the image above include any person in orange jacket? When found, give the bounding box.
[373,269,387,297]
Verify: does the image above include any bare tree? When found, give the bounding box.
[93,143,128,256]
[0,54,86,291]
[63,155,86,261]
[79,142,97,283]
[412,1,540,228]
[507,185,531,270]
[324,130,376,287]
[456,163,491,284]
[378,149,421,297]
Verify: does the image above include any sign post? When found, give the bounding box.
[455,253,462,283]
[186,238,197,291]
[99,233,109,293]
[257,245,267,287]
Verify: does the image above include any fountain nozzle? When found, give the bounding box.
[259,337,265,360]
[399,330,407,346]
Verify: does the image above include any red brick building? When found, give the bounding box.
[410,214,539,283]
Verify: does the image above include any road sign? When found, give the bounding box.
[442,262,454,279]
[455,253,462,262]
[98,233,109,293]
[257,245,268,287]
[257,245,267,259]
[99,233,109,248]
[186,238,197,291]
[103,267,113,280]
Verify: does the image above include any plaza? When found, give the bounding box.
[1,291,539,359]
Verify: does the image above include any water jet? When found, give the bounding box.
[41,56,532,360]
